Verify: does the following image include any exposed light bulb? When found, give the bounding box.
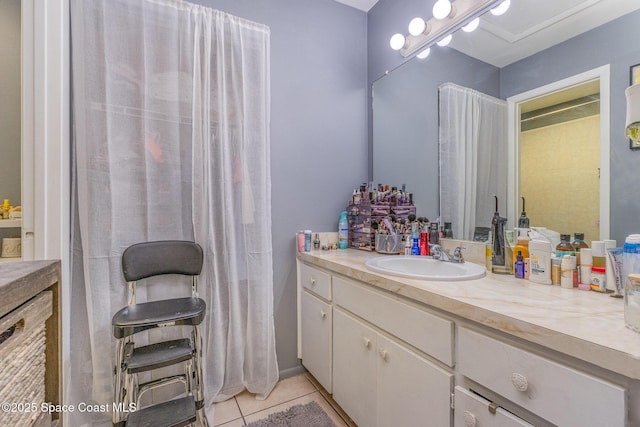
[389,33,406,51]
[416,48,431,59]
[462,17,480,33]
[437,34,453,47]
[490,0,511,16]
[432,0,453,20]
[408,17,426,36]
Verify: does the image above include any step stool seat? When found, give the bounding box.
[125,395,196,427]
[126,338,193,374]
[112,297,206,339]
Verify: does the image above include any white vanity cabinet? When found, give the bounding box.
[298,252,639,427]
[332,276,454,427]
[299,263,333,392]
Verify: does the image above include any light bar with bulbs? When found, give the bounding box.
[390,0,509,58]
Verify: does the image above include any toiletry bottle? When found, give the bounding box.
[591,241,606,267]
[515,251,525,279]
[556,234,575,259]
[304,230,312,252]
[561,255,574,289]
[338,211,349,249]
[412,237,420,256]
[529,239,552,285]
[580,248,593,286]
[313,233,320,250]
[512,229,530,273]
[604,239,618,293]
[590,266,607,292]
[623,235,640,295]
[625,274,640,333]
[485,230,493,271]
[572,232,588,265]
[404,234,412,255]
[297,231,305,252]
[551,257,561,285]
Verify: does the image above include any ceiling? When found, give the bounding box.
[336,0,640,67]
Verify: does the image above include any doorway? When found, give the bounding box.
[507,65,610,241]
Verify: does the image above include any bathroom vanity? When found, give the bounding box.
[297,249,640,427]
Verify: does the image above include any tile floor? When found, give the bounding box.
[211,372,356,427]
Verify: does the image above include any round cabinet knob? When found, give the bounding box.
[511,373,529,392]
[363,337,371,348]
[378,348,389,361]
[320,310,326,318]
[463,410,477,427]
[309,277,316,286]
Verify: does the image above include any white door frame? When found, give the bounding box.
[23,0,70,419]
[506,65,610,240]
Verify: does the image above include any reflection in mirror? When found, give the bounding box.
[519,81,600,243]
[439,83,507,241]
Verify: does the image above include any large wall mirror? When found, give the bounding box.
[373,1,640,243]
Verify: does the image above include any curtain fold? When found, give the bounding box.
[439,83,508,241]
[70,1,276,424]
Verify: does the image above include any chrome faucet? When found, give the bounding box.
[430,244,465,263]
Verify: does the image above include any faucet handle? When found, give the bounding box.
[429,243,442,257]
[453,246,466,262]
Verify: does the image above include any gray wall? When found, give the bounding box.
[199,0,368,376]
[501,10,640,245]
[0,0,21,208]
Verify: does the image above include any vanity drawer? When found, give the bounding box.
[299,263,331,301]
[333,275,453,366]
[454,386,533,427]
[457,327,626,427]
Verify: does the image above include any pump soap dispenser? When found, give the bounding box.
[518,196,530,229]
[491,195,510,274]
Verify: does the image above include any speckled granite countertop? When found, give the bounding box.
[298,249,640,380]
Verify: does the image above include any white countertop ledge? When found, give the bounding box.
[298,249,640,380]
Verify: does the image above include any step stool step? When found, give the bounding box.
[127,338,193,373]
[125,395,196,427]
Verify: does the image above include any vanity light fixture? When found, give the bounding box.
[416,48,431,59]
[462,17,480,32]
[392,0,510,58]
[432,0,454,20]
[490,0,510,16]
[390,33,407,51]
[437,34,453,47]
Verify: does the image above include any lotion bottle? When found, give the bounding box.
[529,239,552,285]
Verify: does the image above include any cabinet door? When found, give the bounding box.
[332,308,377,427]
[301,290,332,392]
[377,334,453,427]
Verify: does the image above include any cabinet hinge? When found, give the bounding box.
[450,392,455,409]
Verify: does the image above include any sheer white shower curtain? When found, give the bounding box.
[439,83,508,241]
[70,0,277,424]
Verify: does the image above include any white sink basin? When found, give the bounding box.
[365,256,486,281]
